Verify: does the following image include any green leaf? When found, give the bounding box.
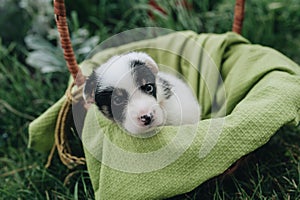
[26,50,65,73]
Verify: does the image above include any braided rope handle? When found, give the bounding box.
[232,0,245,34]
[53,0,85,87]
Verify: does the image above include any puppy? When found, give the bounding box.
[83,52,200,135]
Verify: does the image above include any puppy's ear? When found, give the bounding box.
[83,71,97,104]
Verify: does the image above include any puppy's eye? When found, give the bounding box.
[143,84,154,94]
[113,96,123,106]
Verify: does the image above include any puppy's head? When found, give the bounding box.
[83,52,165,135]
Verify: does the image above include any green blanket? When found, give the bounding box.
[28,31,300,199]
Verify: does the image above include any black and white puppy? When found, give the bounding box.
[83,52,200,135]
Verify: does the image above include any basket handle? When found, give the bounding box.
[232,0,245,34]
[53,0,85,87]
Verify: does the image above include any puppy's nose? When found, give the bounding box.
[140,113,153,126]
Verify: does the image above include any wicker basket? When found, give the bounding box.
[48,0,246,169]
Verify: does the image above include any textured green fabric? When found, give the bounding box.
[28,31,300,199]
[82,32,300,199]
[28,97,65,152]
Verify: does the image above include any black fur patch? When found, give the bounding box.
[131,60,157,98]
[95,87,114,120]
[158,77,172,99]
[95,87,129,123]
[84,71,97,101]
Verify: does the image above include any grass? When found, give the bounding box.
[0,0,300,199]
[0,42,93,199]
